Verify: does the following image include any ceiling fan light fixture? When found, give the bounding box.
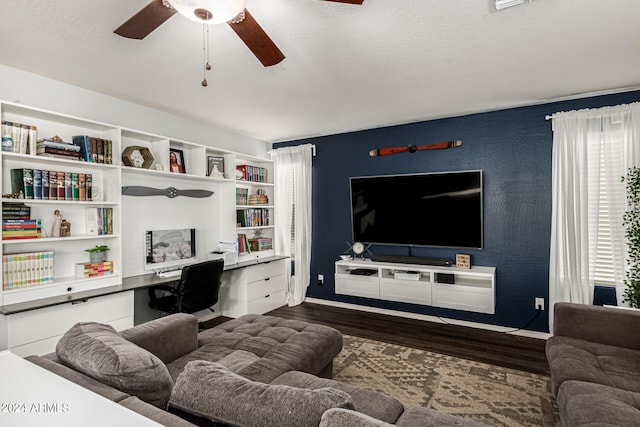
[495,0,527,10]
[166,0,247,24]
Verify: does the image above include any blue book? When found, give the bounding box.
[33,169,42,200]
[72,135,92,162]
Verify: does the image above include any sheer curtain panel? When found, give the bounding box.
[271,144,313,306]
[549,103,640,331]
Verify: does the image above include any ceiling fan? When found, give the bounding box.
[114,0,364,67]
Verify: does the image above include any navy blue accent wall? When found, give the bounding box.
[275,90,640,332]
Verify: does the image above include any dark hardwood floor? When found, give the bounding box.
[205,302,550,376]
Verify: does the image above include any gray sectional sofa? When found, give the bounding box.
[26,312,485,426]
[546,302,640,427]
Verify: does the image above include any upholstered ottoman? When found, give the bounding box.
[165,314,343,383]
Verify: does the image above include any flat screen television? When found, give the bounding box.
[350,170,483,249]
[144,228,197,271]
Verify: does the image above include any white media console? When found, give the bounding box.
[335,258,496,314]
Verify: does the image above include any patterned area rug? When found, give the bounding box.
[333,335,560,427]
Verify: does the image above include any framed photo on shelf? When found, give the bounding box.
[169,148,186,174]
[207,155,225,178]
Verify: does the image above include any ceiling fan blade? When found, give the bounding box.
[322,0,365,4]
[114,0,177,40]
[369,141,462,157]
[228,9,285,67]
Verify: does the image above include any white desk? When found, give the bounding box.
[0,350,161,426]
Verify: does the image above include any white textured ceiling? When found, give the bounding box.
[1,0,639,142]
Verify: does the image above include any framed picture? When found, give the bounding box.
[207,155,225,178]
[169,148,185,174]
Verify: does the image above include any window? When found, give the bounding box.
[594,127,626,287]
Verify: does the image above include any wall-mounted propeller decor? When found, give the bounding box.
[121,186,213,198]
[368,140,462,157]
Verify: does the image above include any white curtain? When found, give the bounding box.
[549,103,640,331]
[270,144,313,306]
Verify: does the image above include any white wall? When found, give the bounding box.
[0,64,268,157]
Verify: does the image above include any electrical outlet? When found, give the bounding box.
[317,274,324,286]
[535,297,544,310]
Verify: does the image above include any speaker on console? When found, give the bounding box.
[435,273,455,284]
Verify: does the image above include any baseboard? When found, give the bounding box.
[304,297,550,340]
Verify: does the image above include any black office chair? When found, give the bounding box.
[148,259,225,316]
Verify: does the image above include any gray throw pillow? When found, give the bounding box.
[56,322,173,409]
[170,360,355,427]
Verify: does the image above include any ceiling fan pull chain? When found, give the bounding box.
[201,23,209,87]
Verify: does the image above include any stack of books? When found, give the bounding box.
[248,193,269,205]
[248,237,273,252]
[2,202,31,220]
[36,138,81,160]
[10,168,93,201]
[2,251,53,289]
[2,202,40,240]
[2,219,42,240]
[74,261,114,278]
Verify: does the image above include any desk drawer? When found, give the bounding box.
[247,274,286,301]
[247,290,287,315]
[7,291,134,349]
[245,260,286,283]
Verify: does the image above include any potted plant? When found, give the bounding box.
[85,244,110,263]
[623,166,640,308]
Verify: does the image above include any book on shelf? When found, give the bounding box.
[86,174,92,200]
[65,172,73,201]
[248,237,273,252]
[2,202,31,220]
[85,207,113,235]
[2,219,42,239]
[10,169,93,201]
[36,138,80,152]
[71,173,79,200]
[236,164,268,183]
[36,139,82,160]
[72,135,113,164]
[237,233,250,255]
[10,168,34,199]
[2,121,37,154]
[75,261,114,278]
[2,250,53,289]
[235,188,248,205]
[56,171,65,200]
[33,169,42,200]
[248,193,269,205]
[78,173,86,201]
[236,208,270,227]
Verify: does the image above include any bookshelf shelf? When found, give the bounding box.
[2,234,119,245]
[2,198,118,206]
[121,165,233,183]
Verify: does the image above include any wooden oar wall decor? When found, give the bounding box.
[368,140,462,157]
